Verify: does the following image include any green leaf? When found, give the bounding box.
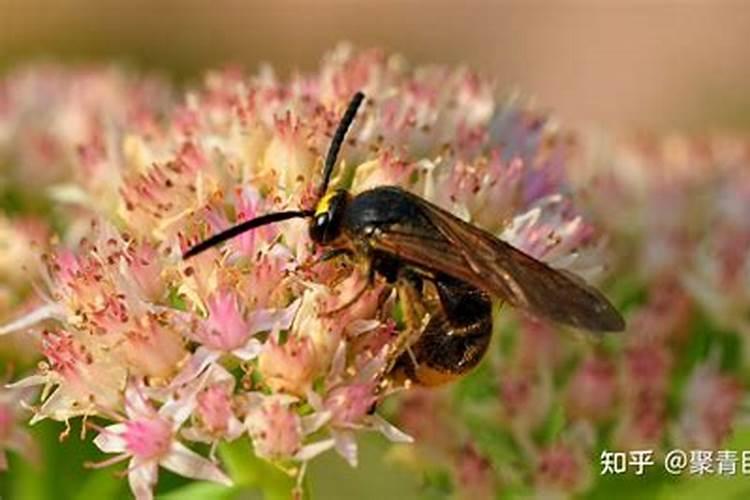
[538,401,565,445]
[453,361,498,405]
[585,470,676,500]
[167,286,188,311]
[419,468,454,499]
[307,433,421,500]
[7,451,48,500]
[608,275,648,314]
[462,414,518,470]
[159,482,245,500]
[72,468,126,500]
[218,439,295,500]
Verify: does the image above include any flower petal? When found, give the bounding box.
[344,319,381,337]
[328,340,347,383]
[161,442,232,486]
[128,458,158,500]
[125,381,155,419]
[32,387,86,424]
[304,387,324,411]
[367,414,413,443]
[0,304,63,336]
[295,438,335,461]
[247,298,301,334]
[168,347,220,389]
[160,369,212,426]
[93,423,128,453]
[232,338,263,361]
[333,430,358,467]
[6,374,49,389]
[7,428,41,465]
[181,427,211,444]
[301,410,331,435]
[225,415,245,441]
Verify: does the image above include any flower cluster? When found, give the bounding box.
[1,45,744,499]
[0,46,606,498]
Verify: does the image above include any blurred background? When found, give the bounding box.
[3,0,750,131]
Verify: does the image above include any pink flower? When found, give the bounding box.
[454,444,495,500]
[244,394,333,463]
[500,195,604,280]
[203,289,258,352]
[0,46,629,495]
[677,361,742,449]
[203,186,280,259]
[170,296,300,389]
[0,379,39,470]
[499,371,552,431]
[243,246,295,309]
[325,383,377,427]
[8,329,125,423]
[119,313,188,379]
[0,65,170,190]
[125,242,166,302]
[535,443,590,495]
[196,385,237,435]
[306,342,412,467]
[566,354,618,422]
[181,366,243,456]
[613,344,672,449]
[258,331,318,396]
[90,379,231,500]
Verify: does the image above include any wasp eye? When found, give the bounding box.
[309,213,329,243]
[309,190,349,244]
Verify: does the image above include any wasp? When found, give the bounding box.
[183,91,625,387]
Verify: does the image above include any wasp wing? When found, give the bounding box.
[369,192,625,332]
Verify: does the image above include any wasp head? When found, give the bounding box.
[310,189,350,244]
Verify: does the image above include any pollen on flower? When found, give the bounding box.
[196,384,234,435]
[41,329,88,378]
[258,333,318,396]
[202,290,253,352]
[246,397,302,460]
[325,383,377,426]
[119,314,187,379]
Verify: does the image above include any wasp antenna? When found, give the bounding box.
[182,209,314,260]
[317,91,365,198]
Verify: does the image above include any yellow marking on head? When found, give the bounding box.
[315,191,337,217]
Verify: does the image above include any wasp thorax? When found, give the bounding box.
[309,189,350,244]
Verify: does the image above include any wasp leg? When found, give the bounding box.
[320,260,374,317]
[298,248,354,275]
[328,269,357,292]
[319,248,355,264]
[381,270,432,387]
[390,273,494,386]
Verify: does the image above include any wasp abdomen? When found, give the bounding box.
[392,274,493,386]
